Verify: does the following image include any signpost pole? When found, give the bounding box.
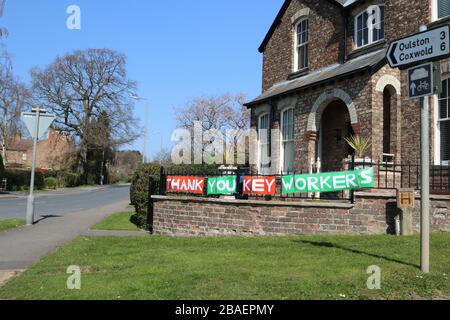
[418,25,430,274]
[26,108,40,226]
[420,95,430,273]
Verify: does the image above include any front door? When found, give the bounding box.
[319,100,354,173]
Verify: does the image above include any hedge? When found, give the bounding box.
[4,170,45,191]
[130,163,221,229]
[0,154,5,178]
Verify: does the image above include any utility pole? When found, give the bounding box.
[144,100,149,164]
[130,95,149,164]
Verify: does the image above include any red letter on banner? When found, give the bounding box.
[242,177,277,196]
[166,176,205,194]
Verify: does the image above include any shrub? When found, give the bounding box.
[57,171,82,188]
[44,177,58,190]
[130,163,221,229]
[4,170,45,191]
[130,163,162,228]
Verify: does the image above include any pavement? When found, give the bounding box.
[0,184,131,220]
[0,184,134,287]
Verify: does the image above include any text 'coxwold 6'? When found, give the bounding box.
[387,25,450,68]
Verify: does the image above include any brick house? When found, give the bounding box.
[245,0,450,176]
[5,128,75,171]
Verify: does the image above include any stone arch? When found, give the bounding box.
[306,88,359,134]
[376,75,401,94]
[291,8,310,24]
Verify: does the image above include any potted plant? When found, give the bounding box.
[345,135,373,169]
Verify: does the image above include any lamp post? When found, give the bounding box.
[130,95,149,164]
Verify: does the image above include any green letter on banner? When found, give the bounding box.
[282,168,374,194]
[207,176,237,195]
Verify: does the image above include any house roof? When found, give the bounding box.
[8,139,33,152]
[245,48,386,107]
[258,0,363,53]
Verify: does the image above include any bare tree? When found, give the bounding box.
[30,48,139,182]
[151,147,172,165]
[0,47,28,164]
[174,93,250,164]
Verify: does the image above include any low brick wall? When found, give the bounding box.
[151,193,450,237]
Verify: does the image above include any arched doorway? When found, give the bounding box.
[318,100,354,172]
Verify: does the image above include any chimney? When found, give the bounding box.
[14,131,22,142]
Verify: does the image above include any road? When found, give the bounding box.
[0,185,131,220]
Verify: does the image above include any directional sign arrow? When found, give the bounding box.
[387,25,450,68]
[387,43,398,66]
[410,82,416,96]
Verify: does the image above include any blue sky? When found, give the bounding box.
[1,0,283,159]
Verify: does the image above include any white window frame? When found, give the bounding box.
[258,113,270,173]
[432,0,450,21]
[280,107,295,174]
[434,76,450,165]
[354,5,385,49]
[294,18,309,72]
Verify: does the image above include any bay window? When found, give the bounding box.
[280,108,295,173]
[438,78,450,164]
[258,113,270,171]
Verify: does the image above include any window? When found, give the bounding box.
[438,78,450,163]
[280,108,295,173]
[294,18,309,71]
[258,113,270,171]
[435,0,450,20]
[355,5,385,48]
[22,153,27,161]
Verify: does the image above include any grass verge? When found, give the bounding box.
[0,233,449,300]
[92,211,141,231]
[0,219,25,233]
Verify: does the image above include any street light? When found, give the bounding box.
[130,95,149,164]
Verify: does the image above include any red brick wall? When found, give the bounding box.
[262,0,343,91]
[152,194,450,237]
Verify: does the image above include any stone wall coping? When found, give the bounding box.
[355,191,450,201]
[151,195,354,209]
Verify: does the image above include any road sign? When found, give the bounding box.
[397,189,415,209]
[22,109,56,226]
[22,112,56,139]
[387,25,450,68]
[407,63,434,99]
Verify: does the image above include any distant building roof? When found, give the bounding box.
[245,48,386,107]
[8,139,33,152]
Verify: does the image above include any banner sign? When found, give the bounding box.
[243,176,277,196]
[166,176,205,195]
[282,168,375,194]
[207,176,237,195]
